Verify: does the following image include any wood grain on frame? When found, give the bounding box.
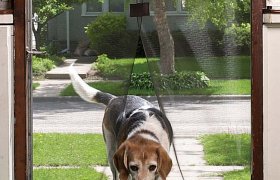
[14,0,28,179]
[251,0,265,179]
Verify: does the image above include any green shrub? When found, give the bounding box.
[85,13,137,58]
[94,54,118,77]
[160,71,210,90]
[130,72,154,89]
[32,55,64,76]
[130,71,210,90]
[225,23,251,47]
[32,56,55,76]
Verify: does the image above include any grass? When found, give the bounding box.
[33,133,108,179]
[33,168,108,180]
[32,83,40,90]
[94,56,250,79]
[200,133,251,179]
[33,133,107,167]
[200,133,251,166]
[60,79,251,96]
[223,168,251,180]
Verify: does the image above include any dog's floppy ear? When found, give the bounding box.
[157,146,172,180]
[113,142,130,180]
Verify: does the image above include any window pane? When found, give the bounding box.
[109,0,124,12]
[165,0,176,11]
[87,0,102,12]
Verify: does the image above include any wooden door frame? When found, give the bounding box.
[13,0,265,179]
[14,0,29,179]
[251,0,265,179]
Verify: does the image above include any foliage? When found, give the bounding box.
[85,13,137,58]
[32,56,55,76]
[186,0,250,47]
[94,54,119,77]
[43,41,60,55]
[186,0,250,29]
[32,55,64,76]
[60,79,251,96]
[32,0,87,49]
[130,72,154,89]
[130,71,210,90]
[224,23,251,47]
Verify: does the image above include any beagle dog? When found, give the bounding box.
[69,65,173,180]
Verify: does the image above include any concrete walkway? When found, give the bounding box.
[45,57,93,79]
[32,59,249,179]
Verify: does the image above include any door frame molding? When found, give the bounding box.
[251,0,265,179]
[14,0,29,179]
[13,0,265,179]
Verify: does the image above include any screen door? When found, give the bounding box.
[31,0,251,179]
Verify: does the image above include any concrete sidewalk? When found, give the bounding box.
[45,57,93,79]
[33,57,94,97]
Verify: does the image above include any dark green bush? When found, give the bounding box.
[130,72,154,89]
[85,13,137,58]
[160,71,210,90]
[130,71,210,90]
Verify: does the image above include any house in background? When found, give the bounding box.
[47,0,194,55]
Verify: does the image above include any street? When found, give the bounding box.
[33,96,251,136]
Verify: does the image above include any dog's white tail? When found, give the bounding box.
[68,64,115,105]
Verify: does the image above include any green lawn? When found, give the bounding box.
[223,168,251,180]
[33,133,108,179]
[33,168,108,180]
[32,83,40,90]
[33,133,107,167]
[94,56,250,79]
[200,133,251,179]
[60,79,250,96]
[200,134,251,166]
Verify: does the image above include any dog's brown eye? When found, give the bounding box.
[149,165,157,171]
[130,165,139,171]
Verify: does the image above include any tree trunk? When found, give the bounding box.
[153,0,175,74]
